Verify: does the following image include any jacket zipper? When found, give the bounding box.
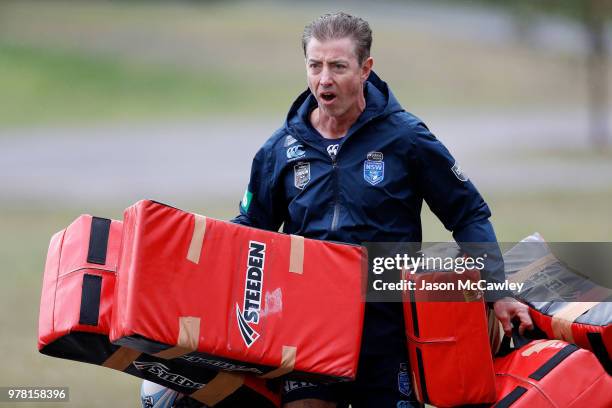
[331,156,340,231]
[330,150,340,232]
[329,116,375,232]
[289,120,377,233]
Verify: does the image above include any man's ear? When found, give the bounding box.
[361,57,373,81]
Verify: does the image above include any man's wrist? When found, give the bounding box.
[485,290,514,304]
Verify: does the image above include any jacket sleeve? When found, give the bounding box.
[231,145,285,232]
[410,121,510,301]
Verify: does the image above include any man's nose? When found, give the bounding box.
[320,67,333,87]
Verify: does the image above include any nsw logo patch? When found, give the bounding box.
[363,151,384,186]
[397,363,411,397]
[294,162,310,189]
[451,162,468,182]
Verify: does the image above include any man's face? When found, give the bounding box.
[305,37,371,118]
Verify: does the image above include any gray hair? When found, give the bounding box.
[302,12,372,65]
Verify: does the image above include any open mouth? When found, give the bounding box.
[320,92,337,102]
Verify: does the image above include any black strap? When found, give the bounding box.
[415,347,429,404]
[87,217,111,265]
[495,386,528,408]
[511,325,532,349]
[409,289,419,338]
[79,274,102,326]
[528,344,578,380]
[587,332,612,375]
[497,322,547,357]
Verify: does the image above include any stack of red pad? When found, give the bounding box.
[493,339,611,407]
[111,200,366,383]
[38,214,280,407]
[401,242,612,407]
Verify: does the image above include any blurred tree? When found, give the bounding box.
[445,0,611,147]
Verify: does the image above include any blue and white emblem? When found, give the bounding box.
[397,363,411,397]
[363,151,384,186]
[451,161,468,182]
[287,144,306,161]
[326,144,339,159]
[294,162,310,189]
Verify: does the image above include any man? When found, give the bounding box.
[233,12,532,408]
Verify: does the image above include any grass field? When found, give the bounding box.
[0,41,295,127]
[0,0,599,127]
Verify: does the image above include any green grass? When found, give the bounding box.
[421,190,612,241]
[0,0,600,126]
[0,42,296,127]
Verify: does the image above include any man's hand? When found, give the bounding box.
[493,297,534,336]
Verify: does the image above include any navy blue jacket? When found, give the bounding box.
[234,72,499,249]
[233,72,507,353]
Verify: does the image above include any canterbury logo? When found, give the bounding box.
[326,144,339,158]
[287,145,305,159]
[236,241,265,347]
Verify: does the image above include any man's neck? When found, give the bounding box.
[310,98,366,140]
